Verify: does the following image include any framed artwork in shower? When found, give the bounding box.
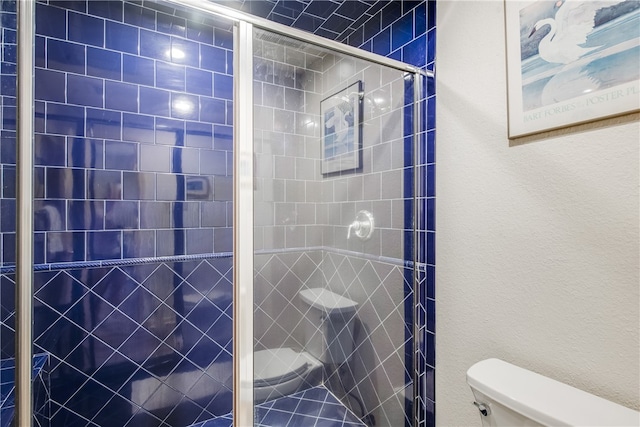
[504,0,640,138]
[321,80,363,175]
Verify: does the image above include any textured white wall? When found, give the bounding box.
[435,1,640,425]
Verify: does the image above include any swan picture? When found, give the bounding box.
[321,81,362,174]
[528,1,613,64]
[505,0,640,136]
[324,99,355,156]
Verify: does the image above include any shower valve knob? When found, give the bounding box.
[347,210,374,241]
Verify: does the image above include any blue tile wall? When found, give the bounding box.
[0,3,18,405]
[1,1,435,426]
[1,255,234,427]
[1,0,235,268]
[0,353,50,427]
[220,0,424,46]
[343,3,437,426]
[1,1,236,425]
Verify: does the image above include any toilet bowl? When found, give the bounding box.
[253,347,322,403]
[253,288,358,403]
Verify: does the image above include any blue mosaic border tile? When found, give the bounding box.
[0,252,233,275]
[255,246,416,268]
[0,248,422,276]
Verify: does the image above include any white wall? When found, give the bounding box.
[435,1,640,425]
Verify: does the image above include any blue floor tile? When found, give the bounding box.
[189,386,365,427]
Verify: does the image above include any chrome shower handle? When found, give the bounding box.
[347,221,360,239]
[347,210,374,241]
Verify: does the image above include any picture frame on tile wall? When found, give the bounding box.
[504,0,640,138]
[321,81,363,175]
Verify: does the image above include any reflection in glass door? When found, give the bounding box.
[2,1,426,425]
[252,29,417,426]
[3,1,237,425]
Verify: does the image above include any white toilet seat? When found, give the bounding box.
[253,347,321,402]
[254,348,309,386]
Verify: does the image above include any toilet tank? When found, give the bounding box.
[467,358,640,426]
[298,288,358,364]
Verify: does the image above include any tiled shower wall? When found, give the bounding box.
[252,1,436,426]
[319,51,416,427]
[251,26,420,426]
[0,0,435,426]
[1,1,235,425]
[349,3,437,426]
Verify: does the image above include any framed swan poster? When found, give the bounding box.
[505,0,640,137]
[321,81,363,175]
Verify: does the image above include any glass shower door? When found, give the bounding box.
[25,1,236,425]
[252,28,417,426]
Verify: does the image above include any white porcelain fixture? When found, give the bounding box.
[253,347,322,402]
[299,288,358,363]
[253,288,358,402]
[467,358,640,426]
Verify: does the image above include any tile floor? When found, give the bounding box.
[190,386,365,427]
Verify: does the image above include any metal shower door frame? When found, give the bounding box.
[14,0,429,425]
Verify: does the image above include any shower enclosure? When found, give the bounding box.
[249,27,423,426]
[0,0,429,425]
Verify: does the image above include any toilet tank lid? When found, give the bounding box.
[299,288,358,314]
[467,358,640,426]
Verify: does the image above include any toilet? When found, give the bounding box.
[467,358,640,426]
[254,288,358,403]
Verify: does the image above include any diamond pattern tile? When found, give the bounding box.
[254,249,413,425]
[189,386,365,427]
[142,264,186,303]
[91,268,139,307]
[13,257,234,426]
[118,286,163,324]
